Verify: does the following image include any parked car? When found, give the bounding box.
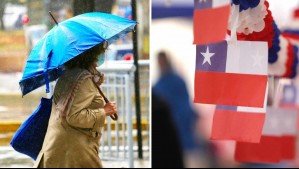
[97,43,133,65]
[3,3,27,30]
[106,43,133,61]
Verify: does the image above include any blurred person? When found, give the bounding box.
[152,92,184,168]
[153,51,213,167]
[34,43,118,168]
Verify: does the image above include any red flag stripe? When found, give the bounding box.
[193,5,230,45]
[235,136,281,164]
[194,71,268,107]
[281,135,296,160]
[211,110,265,143]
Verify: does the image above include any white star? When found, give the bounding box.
[252,51,264,68]
[201,46,215,65]
[199,0,207,3]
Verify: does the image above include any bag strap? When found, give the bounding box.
[92,78,118,121]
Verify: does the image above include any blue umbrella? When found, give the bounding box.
[20,12,137,96]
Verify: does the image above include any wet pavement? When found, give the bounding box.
[0,73,22,94]
[0,146,32,168]
[0,146,150,168]
[0,72,45,122]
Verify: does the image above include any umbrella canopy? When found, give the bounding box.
[20,12,137,96]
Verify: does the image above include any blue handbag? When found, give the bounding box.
[10,97,52,160]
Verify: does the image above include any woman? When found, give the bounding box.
[34,42,118,168]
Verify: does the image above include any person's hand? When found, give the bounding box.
[103,102,117,116]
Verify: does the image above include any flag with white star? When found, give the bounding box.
[193,0,231,44]
[194,40,268,108]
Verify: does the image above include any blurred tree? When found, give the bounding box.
[94,0,115,13]
[73,0,115,15]
[0,0,8,30]
[27,0,44,26]
[73,0,95,15]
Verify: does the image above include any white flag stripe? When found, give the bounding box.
[263,107,284,136]
[263,107,298,136]
[226,41,268,75]
[236,106,265,114]
[226,41,240,74]
[282,109,297,135]
[212,0,231,8]
[236,83,268,114]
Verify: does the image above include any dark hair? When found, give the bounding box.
[158,51,167,58]
[64,43,106,69]
[157,51,172,69]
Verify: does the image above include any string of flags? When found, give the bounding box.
[193,0,299,164]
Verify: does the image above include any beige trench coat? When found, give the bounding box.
[34,68,106,168]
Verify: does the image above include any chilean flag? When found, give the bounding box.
[279,108,298,160]
[194,40,268,107]
[279,84,299,160]
[193,0,231,45]
[211,103,266,143]
[235,107,298,163]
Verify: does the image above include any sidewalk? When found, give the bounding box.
[0,72,47,94]
[0,146,150,168]
[0,72,49,122]
[0,72,23,94]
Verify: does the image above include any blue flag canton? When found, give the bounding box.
[194,0,213,10]
[196,41,228,72]
[216,105,238,111]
